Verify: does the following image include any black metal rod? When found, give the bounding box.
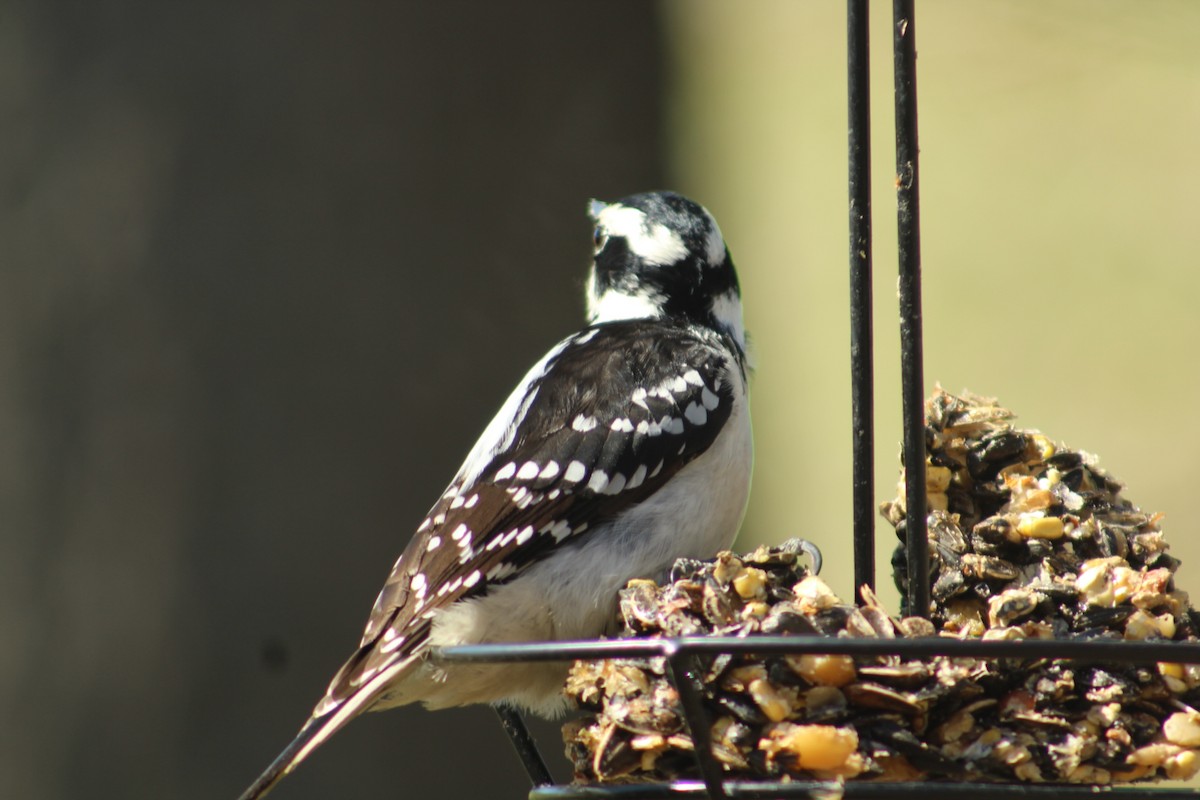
[892,0,928,618]
[663,646,728,800]
[531,780,1200,799]
[439,636,1200,665]
[847,0,875,603]
[493,705,554,787]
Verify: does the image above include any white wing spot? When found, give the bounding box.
[604,473,627,495]
[671,375,688,393]
[564,461,587,482]
[662,416,685,435]
[685,401,707,425]
[487,562,518,581]
[416,517,432,533]
[464,493,479,508]
[683,369,704,386]
[516,526,534,545]
[635,420,649,435]
[542,519,572,541]
[451,523,470,541]
[548,488,561,500]
[463,570,482,589]
[516,461,540,480]
[631,387,649,409]
[450,495,465,509]
[610,418,634,432]
[495,462,517,480]
[426,536,442,552]
[433,513,446,527]
[539,461,560,480]
[411,573,427,597]
[380,632,407,654]
[441,485,461,500]
[571,414,598,432]
[649,460,664,478]
[510,486,528,504]
[627,464,647,490]
[587,470,610,493]
[701,386,720,410]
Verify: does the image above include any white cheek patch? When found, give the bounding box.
[704,210,727,266]
[710,289,746,351]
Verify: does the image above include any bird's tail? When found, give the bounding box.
[238,654,420,800]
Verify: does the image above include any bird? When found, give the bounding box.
[238,191,753,799]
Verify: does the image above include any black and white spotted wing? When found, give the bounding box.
[326,318,744,702]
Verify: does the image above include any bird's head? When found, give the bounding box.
[586,191,744,350]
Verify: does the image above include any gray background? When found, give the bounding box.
[2,2,662,798]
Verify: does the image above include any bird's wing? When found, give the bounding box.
[325,319,744,703]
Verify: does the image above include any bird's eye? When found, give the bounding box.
[592,227,609,254]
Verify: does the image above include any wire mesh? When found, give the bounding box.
[439,1,1199,797]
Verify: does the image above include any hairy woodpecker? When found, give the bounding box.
[238,191,752,798]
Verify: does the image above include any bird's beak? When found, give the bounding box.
[588,199,608,222]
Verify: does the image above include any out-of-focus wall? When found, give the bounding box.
[0,3,664,798]
[664,0,1200,617]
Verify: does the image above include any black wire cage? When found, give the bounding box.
[439,2,1200,797]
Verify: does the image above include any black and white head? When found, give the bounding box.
[587,191,744,350]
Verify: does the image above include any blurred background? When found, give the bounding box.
[3,1,1198,798]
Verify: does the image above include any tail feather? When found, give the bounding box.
[238,655,420,800]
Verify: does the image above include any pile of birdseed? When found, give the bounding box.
[562,389,1200,785]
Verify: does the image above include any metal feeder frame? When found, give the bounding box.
[440,2,1198,797]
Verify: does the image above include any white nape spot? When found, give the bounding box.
[495,462,517,480]
[380,632,407,654]
[627,464,647,490]
[411,573,427,597]
[433,513,446,526]
[587,470,610,493]
[661,416,685,435]
[671,375,688,393]
[649,460,664,478]
[683,369,704,386]
[487,562,518,581]
[604,473,627,495]
[426,536,442,552]
[516,526,534,546]
[610,418,634,433]
[571,414,598,432]
[574,328,600,345]
[516,461,540,481]
[684,402,707,426]
[710,289,746,350]
[539,461,560,480]
[701,386,720,410]
[548,489,561,500]
[450,495,465,509]
[463,570,482,589]
[588,287,666,325]
[631,387,649,409]
[416,517,432,533]
[464,493,479,508]
[451,523,470,542]
[564,461,587,482]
